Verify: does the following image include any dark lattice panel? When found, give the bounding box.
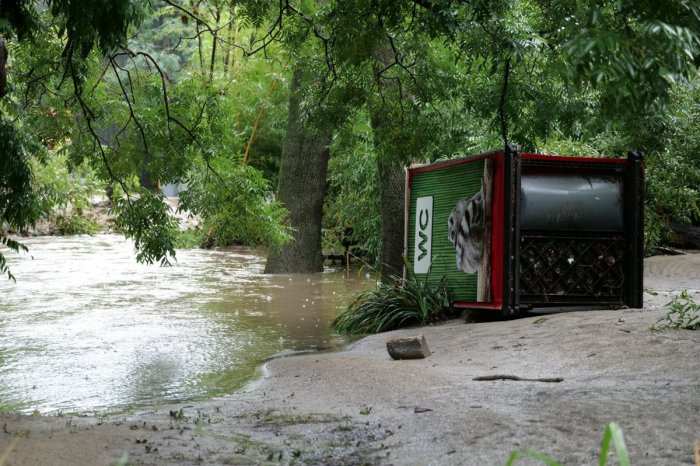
[519,235,626,303]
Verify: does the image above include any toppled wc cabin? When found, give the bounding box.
[405,146,644,316]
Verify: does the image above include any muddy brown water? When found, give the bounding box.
[0,235,374,414]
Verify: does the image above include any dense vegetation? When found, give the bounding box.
[1,0,700,279]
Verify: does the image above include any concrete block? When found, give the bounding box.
[386,334,431,360]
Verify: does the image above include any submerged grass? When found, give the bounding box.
[331,267,453,334]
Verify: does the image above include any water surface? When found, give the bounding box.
[0,235,374,414]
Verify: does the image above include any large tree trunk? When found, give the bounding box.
[370,44,407,281]
[370,99,406,280]
[264,68,332,273]
[376,158,406,279]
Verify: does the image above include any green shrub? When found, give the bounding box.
[330,268,453,334]
[31,149,104,218]
[50,213,100,235]
[174,228,205,249]
[179,160,292,251]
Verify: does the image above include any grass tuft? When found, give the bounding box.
[331,267,453,335]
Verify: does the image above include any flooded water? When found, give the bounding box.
[0,235,374,414]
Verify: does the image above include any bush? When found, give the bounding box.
[331,268,454,334]
[179,159,292,251]
[50,213,100,235]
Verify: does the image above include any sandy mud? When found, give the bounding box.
[1,253,699,465]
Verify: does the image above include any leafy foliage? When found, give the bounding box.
[642,74,700,251]
[49,0,148,59]
[179,160,292,250]
[3,0,700,275]
[50,213,101,236]
[0,236,29,282]
[331,266,454,335]
[324,115,381,264]
[562,0,700,114]
[644,150,700,251]
[31,149,104,235]
[1,0,294,278]
[112,190,178,265]
[651,290,700,331]
[0,115,43,228]
[0,114,44,279]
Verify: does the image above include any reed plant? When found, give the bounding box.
[331,268,453,334]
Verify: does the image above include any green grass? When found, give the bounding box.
[506,422,630,466]
[651,289,700,331]
[330,268,453,334]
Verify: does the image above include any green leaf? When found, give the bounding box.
[506,450,561,466]
[599,422,630,466]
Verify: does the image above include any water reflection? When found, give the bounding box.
[0,235,374,414]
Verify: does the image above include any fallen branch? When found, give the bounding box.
[473,375,564,383]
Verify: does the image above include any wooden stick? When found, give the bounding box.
[242,81,277,166]
[693,439,699,466]
[473,374,564,383]
[242,56,290,166]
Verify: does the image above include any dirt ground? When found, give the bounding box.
[1,253,699,466]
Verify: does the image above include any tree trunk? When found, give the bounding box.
[375,158,406,279]
[194,5,205,73]
[209,7,220,80]
[264,68,332,274]
[223,7,234,75]
[370,43,407,281]
[0,37,8,98]
[139,165,159,191]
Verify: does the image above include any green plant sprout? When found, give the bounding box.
[651,290,700,331]
[506,422,630,466]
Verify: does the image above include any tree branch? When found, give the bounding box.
[67,53,131,206]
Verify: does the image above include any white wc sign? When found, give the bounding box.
[413,196,433,274]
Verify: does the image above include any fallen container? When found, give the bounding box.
[404,146,644,316]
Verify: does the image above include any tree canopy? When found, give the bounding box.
[1,0,699,278]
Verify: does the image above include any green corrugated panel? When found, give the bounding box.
[407,160,485,302]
